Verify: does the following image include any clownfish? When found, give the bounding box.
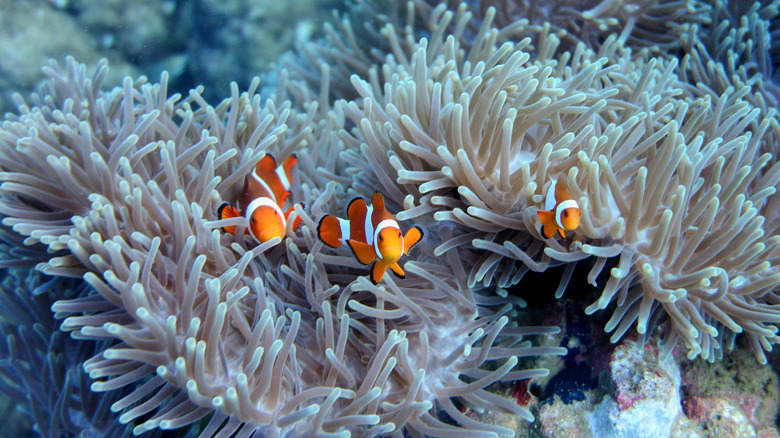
[318,192,423,284]
[218,154,303,243]
[537,179,581,239]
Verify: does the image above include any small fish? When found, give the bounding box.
[218,154,303,243]
[318,192,423,284]
[537,179,581,239]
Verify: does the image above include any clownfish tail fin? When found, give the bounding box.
[346,197,367,220]
[285,203,305,231]
[217,202,241,234]
[317,215,343,248]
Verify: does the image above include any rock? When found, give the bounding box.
[679,348,780,437]
[587,338,681,438]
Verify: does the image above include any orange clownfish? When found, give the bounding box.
[318,192,423,284]
[537,179,581,239]
[218,154,303,243]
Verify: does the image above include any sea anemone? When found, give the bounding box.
[325,4,780,363]
[0,57,565,437]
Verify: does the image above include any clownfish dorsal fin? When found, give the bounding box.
[555,178,574,202]
[278,190,291,206]
[346,197,368,221]
[371,192,386,212]
[282,154,297,181]
[348,240,377,265]
[403,226,423,255]
[256,154,278,173]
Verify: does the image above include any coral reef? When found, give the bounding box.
[0,0,339,114]
[680,349,780,436]
[587,339,681,438]
[524,337,779,438]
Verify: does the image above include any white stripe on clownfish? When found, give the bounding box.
[364,205,375,245]
[275,165,291,191]
[245,197,285,242]
[373,219,401,259]
[250,170,277,204]
[555,199,579,229]
[545,179,559,211]
[323,216,354,246]
[338,217,351,243]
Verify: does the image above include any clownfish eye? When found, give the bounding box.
[251,217,257,223]
[563,211,568,217]
[379,234,384,242]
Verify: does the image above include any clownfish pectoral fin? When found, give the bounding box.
[256,154,278,173]
[370,261,388,285]
[403,226,423,255]
[371,192,385,211]
[388,262,405,279]
[346,196,367,221]
[348,240,377,265]
[537,209,554,224]
[217,203,241,234]
[558,227,567,239]
[318,215,343,248]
